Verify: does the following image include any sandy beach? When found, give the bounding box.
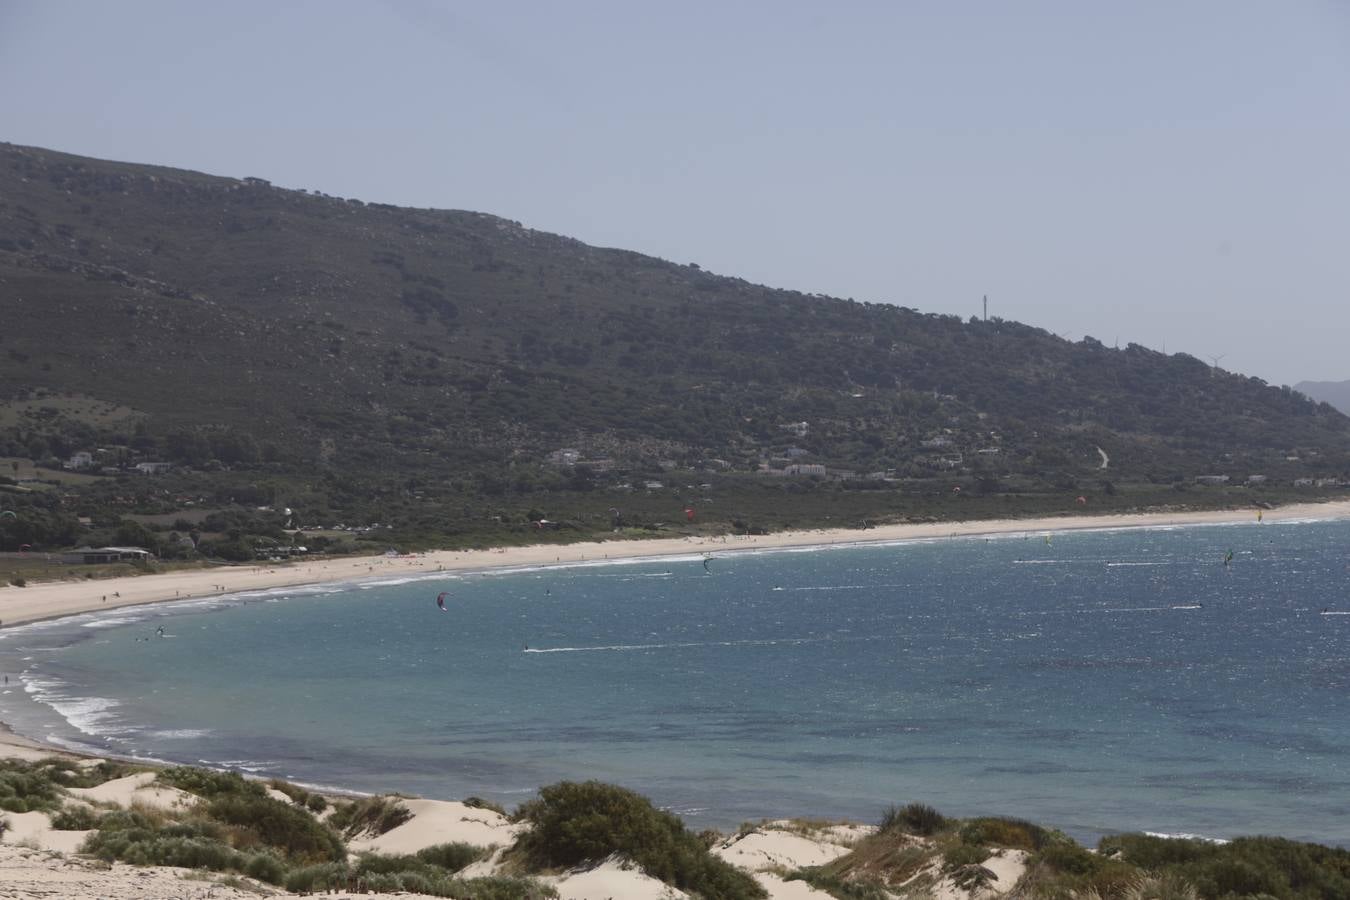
[2,499,1347,631]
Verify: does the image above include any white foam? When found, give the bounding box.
[523,635,880,654]
[200,758,278,774]
[1144,831,1230,844]
[81,615,150,629]
[149,728,213,740]
[24,675,130,737]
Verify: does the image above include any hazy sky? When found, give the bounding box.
[3,1,1347,385]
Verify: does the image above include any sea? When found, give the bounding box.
[1,517,1346,847]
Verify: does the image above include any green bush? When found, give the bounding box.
[1100,834,1221,869]
[82,823,246,876]
[416,842,485,873]
[449,876,559,900]
[242,851,288,885]
[60,759,144,789]
[205,793,345,863]
[327,795,413,838]
[283,861,350,893]
[960,816,1052,851]
[50,805,101,830]
[879,803,947,836]
[306,793,329,813]
[943,842,990,871]
[1040,841,1103,876]
[0,767,64,812]
[1104,834,1350,900]
[158,766,265,799]
[1032,841,1139,897]
[515,780,766,900]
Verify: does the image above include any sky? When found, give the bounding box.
[2,1,1347,386]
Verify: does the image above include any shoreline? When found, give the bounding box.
[0,499,1348,857]
[3,499,1348,633]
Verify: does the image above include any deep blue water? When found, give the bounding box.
[1,518,1347,846]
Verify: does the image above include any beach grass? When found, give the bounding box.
[327,794,414,839]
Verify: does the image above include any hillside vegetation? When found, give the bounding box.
[2,142,1348,555]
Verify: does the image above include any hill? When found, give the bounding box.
[1294,379,1350,416]
[2,142,1348,555]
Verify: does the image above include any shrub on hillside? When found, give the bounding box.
[157,766,264,799]
[1101,834,1350,900]
[879,803,947,837]
[452,875,561,899]
[514,780,766,900]
[0,763,66,812]
[1031,841,1139,897]
[50,804,101,830]
[416,842,485,872]
[205,793,345,863]
[283,861,350,893]
[959,816,1053,851]
[942,842,990,871]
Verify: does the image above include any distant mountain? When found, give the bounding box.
[1,142,1348,548]
[1295,380,1350,417]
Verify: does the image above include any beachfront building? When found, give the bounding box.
[61,546,155,565]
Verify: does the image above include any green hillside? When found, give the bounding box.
[2,142,1347,557]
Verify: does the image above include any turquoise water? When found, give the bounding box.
[2,519,1347,846]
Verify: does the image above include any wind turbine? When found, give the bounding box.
[1207,353,1227,377]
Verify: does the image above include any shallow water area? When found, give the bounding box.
[2,519,1347,846]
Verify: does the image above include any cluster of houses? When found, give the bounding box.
[63,450,172,476]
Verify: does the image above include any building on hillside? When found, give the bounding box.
[134,462,173,475]
[61,546,155,565]
[1245,475,1267,485]
[65,451,94,470]
[784,464,827,477]
[1194,475,1230,485]
[546,448,581,467]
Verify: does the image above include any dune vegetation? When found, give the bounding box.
[0,757,1347,899]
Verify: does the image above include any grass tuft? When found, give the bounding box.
[327,795,413,839]
[463,795,508,817]
[879,803,947,837]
